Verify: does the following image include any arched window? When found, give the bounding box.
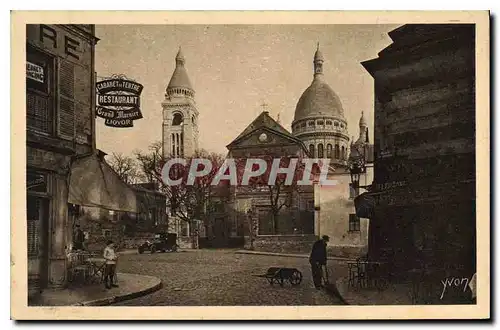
[344,147,348,159]
[308,121,315,127]
[318,144,324,158]
[309,144,315,158]
[172,113,183,126]
[326,144,333,158]
[171,133,175,156]
[341,146,345,159]
[335,144,340,159]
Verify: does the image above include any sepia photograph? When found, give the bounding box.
[11,10,490,320]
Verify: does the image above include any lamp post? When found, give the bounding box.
[348,156,365,198]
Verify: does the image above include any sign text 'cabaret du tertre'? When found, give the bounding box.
[95,77,144,127]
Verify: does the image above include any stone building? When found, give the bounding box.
[314,113,374,257]
[26,24,100,295]
[358,24,476,279]
[225,111,316,253]
[291,46,374,257]
[26,24,141,299]
[162,47,199,158]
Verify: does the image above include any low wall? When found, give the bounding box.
[178,236,194,249]
[327,244,367,259]
[245,235,317,254]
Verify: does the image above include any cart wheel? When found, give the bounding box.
[150,245,156,253]
[138,247,144,254]
[279,277,284,287]
[267,277,274,285]
[289,270,303,286]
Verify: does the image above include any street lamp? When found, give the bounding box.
[347,147,366,197]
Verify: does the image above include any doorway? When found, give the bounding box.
[27,195,50,289]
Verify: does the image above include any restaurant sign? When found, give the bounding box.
[96,75,144,128]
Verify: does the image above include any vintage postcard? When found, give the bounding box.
[11,11,490,320]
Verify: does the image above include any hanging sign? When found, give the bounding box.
[26,62,45,83]
[96,76,144,128]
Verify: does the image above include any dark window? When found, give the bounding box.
[318,120,324,125]
[300,122,306,128]
[318,144,324,158]
[27,46,54,135]
[335,144,340,159]
[326,144,333,158]
[341,146,345,160]
[326,120,332,126]
[334,121,339,127]
[172,113,183,126]
[308,121,315,127]
[309,144,315,158]
[349,214,360,232]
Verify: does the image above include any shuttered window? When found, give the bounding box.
[26,47,53,135]
[27,197,41,257]
[58,60,75,140]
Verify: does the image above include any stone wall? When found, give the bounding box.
[245,235,317,254]
[316,170,372,256]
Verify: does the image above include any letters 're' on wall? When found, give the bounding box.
[26,24,93,145]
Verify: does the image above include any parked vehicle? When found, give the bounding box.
[138,232,179,254]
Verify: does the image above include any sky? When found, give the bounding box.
[95,24,398,156]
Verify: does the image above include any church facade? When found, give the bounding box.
[160,45,373,256]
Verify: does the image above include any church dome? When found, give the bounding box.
[293,45,345,123]
[294,78,344,121]
[167,47,194,93]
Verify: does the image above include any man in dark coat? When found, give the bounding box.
[73,225,85,251]
[309,235,329,289]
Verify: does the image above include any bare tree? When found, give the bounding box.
[234,155,310,234]
[134,142,226,237]
[107,152,142,184]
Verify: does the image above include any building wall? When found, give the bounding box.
[362,24,476,276]
[315,167,373,257]
[26,24,97,295]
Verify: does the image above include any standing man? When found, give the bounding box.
[309,235,329,289]
[73,225,85,251]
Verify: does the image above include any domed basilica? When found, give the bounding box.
[292,44,350,168]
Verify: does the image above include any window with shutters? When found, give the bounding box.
[58,60,75,140]
[26,46,54,135]
[27,197,41,257]
[349,214,360,232]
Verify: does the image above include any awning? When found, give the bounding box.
[68,153,137,213]
[354,191,377,218]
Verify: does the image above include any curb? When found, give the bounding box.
[235,250,356,262]
[71,274,163,306]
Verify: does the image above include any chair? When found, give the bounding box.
[348,255,369,288]
[68,251,91,284]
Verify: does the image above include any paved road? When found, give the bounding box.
[113,249,348,306]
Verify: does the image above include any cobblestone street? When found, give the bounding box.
[112,249,347,306]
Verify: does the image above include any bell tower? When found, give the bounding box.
[162,47,199,158]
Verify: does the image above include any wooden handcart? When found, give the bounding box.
[254,267,303,287]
